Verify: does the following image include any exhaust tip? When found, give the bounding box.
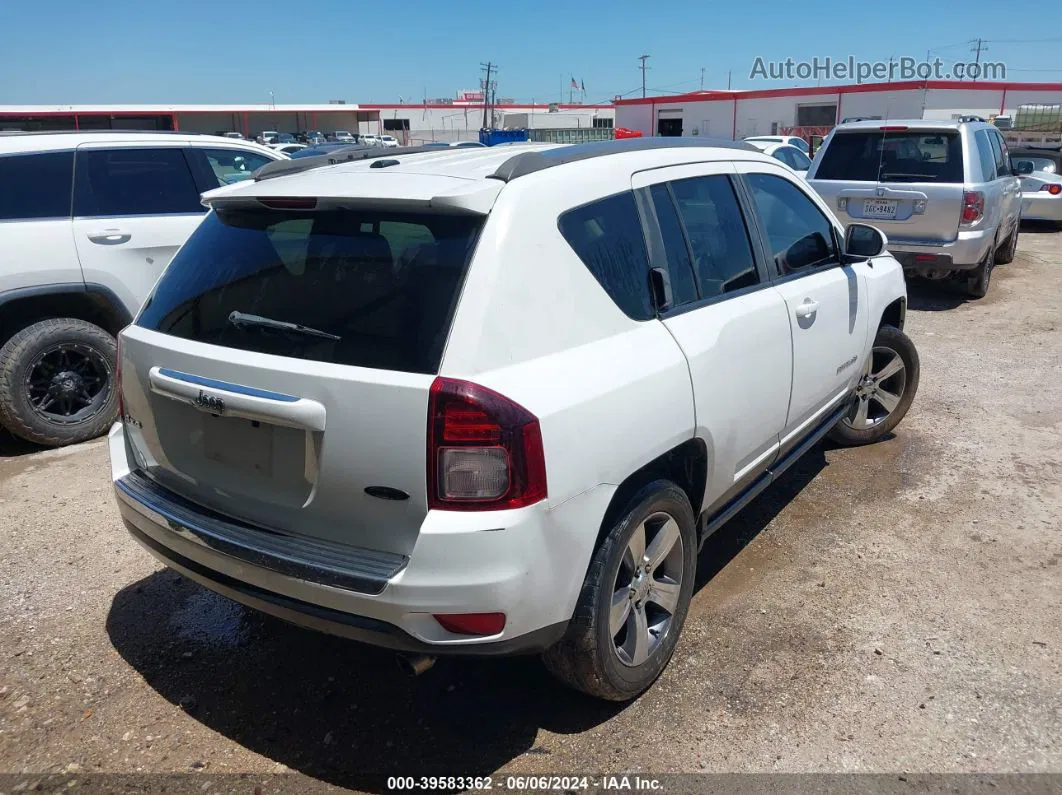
[397,653,437,677]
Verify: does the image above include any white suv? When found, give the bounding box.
[0,131,282,446]
[110,139,919,700]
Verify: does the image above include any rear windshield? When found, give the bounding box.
[816,131,963,182]
[137,207,483,374]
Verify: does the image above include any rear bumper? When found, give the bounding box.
[110,423,607,655]
[887,227,994,270]
[1021,194,1062,222]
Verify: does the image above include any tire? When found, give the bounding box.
[0,318,118,447]
[966,244,995,298]
[543,480,697,701]
[994,223,1018,265]
[828,325,920,447]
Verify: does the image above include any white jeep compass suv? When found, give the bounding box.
[0,131,282,446]
[110,139,919,700]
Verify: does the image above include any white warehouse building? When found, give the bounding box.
[614,79,1062,141]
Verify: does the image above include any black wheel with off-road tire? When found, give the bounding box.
[0,318,118,447]
[828,324,920,447]
[543,479,697,701]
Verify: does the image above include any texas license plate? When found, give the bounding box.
[863,199,898,219]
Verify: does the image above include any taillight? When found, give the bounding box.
[960,191,984,225]
[1041,183,1062,196]
[427,377,547,511]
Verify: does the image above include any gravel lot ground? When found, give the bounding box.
[1,225,1060,792]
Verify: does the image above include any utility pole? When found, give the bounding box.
[888,56,895,82]
[727,70,732,90]
[700,67,706,91]
[970,38,987,81]
[480,62,494,129]
[638,54,651,98]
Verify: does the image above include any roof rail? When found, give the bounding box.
[252,144,443,181]
[0,129,207,137]
[489,136,758,182]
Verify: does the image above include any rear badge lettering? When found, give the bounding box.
[194,390,226,415]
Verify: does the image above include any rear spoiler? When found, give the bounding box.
[253,145,447,182]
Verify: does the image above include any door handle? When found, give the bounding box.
[87,229,131,245]
[794,299,820,319]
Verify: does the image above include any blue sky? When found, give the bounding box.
[2,0,1060,105]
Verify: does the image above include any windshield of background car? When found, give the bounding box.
[816,130,963,182]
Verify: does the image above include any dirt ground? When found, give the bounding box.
[1,225,1060,792]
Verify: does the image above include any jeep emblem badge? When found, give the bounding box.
[194,389,226,415]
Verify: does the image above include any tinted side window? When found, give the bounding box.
[0,151,74,220]
[975,131,997,182]
[649,184,698,307]
[987,133,1006,180]
[993,132,1012,178]
[203,148,274,186]
[74,148,203,217]
[558,192,653,320]
[746,173,838,274]
[670,175,759,297]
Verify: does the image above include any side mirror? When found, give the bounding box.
[1014,161,1034,176]
[844,223,888,260]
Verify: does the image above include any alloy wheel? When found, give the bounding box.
[610,511,685,667]
[843,345,907,430]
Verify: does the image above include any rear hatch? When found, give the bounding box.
[811,128,966,242]
[119,200,484,557]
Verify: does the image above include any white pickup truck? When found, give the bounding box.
[110,139,919,700]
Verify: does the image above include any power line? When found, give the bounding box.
[632,53,649,97]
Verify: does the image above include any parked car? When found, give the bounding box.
[1010,149,1062,226]
[288,143,370,159]
[110,138,917,700]
[807,118,1022,298]
[360,133,380,147]
[275,133,297,145]
[745,135,810,155]
[216,131,244,140]
[256,131,280,145]
[271,143,307,155]
[744,140,813,176]
[299,130,327,145]
[0,131,283,446]
[379,135,400,148]
[330,131,356,143]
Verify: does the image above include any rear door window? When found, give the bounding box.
[74,148,203,217]
[816,131,963,182]
[669,175,760,297]
[558,192,654,320]
[0,151,73,220]
[136,208,483,375]
[648,184,698,307]
[975,131,998,182]
[992,132,1012,178]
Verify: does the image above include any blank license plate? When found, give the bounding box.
[203,414,274,476]
[863,199,898,219]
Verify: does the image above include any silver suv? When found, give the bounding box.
[808,118,1022,298]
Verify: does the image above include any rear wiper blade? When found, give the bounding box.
[228,311,341,341]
